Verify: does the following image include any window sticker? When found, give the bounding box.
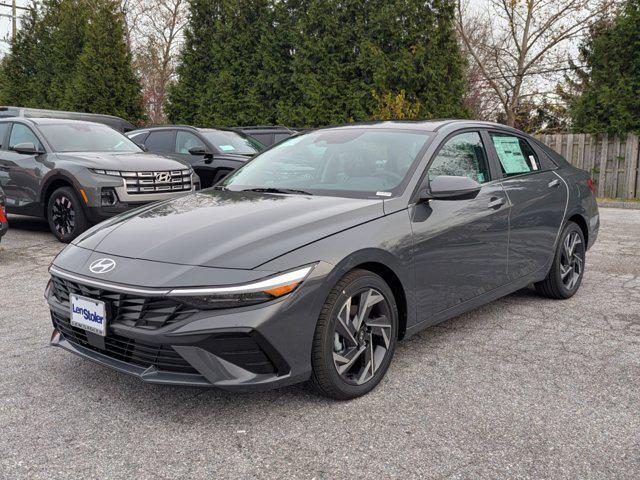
[530,155,539,170]
[219,144,235,152]
[492,136,530,174]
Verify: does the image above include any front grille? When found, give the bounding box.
[52,311,199,375]
[122,169,192,194]
[50,275,196,329]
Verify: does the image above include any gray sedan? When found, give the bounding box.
[46,120,599,399]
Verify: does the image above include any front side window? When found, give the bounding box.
[490,133,540,177]
[9,124,43,150]
[428,132,490,184]
[221,128,432,198]
[176,131,205,154]
[38,123,140,152]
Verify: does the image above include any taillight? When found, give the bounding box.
[586,178,597,196]
[0,202,6,223]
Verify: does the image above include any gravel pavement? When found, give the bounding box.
[0,208,639,479]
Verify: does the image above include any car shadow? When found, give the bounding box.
[6,214,50,232]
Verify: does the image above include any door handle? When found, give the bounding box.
[488,197,506,209]
[548,179,560,188]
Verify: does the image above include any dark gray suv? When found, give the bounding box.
[0,118,198,242]
[47,120,599,399]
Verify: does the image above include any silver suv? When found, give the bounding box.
[0,118,199,242]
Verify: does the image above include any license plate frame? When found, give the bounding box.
[70,294,107,337]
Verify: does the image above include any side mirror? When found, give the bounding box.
[12,142,42,155]
[188,146,209,156]
[420,175,481,201]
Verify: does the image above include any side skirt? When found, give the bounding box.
[404,265,549,338]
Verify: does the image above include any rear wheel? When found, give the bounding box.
[47,187,88,243]
[310,269,398,400]
[535,222,586,299]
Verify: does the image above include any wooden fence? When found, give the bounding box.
[536,133,640,199]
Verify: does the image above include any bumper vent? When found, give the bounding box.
[52,311,199,374]
[50,275,196,329]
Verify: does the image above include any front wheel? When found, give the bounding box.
[535,221,586,299]
[46,187,89,243]
[310,269,398,400]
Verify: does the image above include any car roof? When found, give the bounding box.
[0,117,111,127]
[128,120,524,136]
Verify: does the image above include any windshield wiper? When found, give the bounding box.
[242,187,314,196]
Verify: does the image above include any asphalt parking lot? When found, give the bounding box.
[1,208,639,479]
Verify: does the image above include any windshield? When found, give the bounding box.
[201,130,265,155]
[39,123,142,153]
[221,129,431,198]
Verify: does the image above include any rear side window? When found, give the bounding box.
[490,134,541,177]
[9,123,43,150]
[145,130,174,152]
[0,123,9,148]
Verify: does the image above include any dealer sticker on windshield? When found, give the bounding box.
[70,294,107,337]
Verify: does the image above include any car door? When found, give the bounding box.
[1,123,46,212]
[486,131,568,281]
[410,131,510,320]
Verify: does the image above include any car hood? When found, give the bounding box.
[73,190,384,269]
[55,151,188,171]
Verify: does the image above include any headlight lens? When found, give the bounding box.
[167,265,315,310]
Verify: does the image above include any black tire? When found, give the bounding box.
[310,269,399,400]
[46,187,89,243]
[535,221,586,299]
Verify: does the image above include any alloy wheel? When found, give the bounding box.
[51,196,76,236]
[560,231,584,290]
[332,288,393,385]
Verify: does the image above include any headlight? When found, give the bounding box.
[90,169,122,176]
[167,265,315,309]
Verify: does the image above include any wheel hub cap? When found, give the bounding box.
[332,288,392,385]
[560,231,584,290]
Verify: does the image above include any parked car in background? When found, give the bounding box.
[126,125,265,188]
[0,186,7,242]
[236,126,297,147]
[47,120,598,399]
[0,106,136,133]
[0,118,198,242]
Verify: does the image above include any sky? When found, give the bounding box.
[0,0,30,54]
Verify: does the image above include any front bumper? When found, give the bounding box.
[47,264,331,391]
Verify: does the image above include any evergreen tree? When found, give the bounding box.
[0,3,45,107]
[165,0,217,124]
[0,0,143,123]
[570,0,640,134]
[168,0,468,127]
[64,0,144,123]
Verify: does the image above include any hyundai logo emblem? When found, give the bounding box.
[89,258,116,274]
[155,172,172,182]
